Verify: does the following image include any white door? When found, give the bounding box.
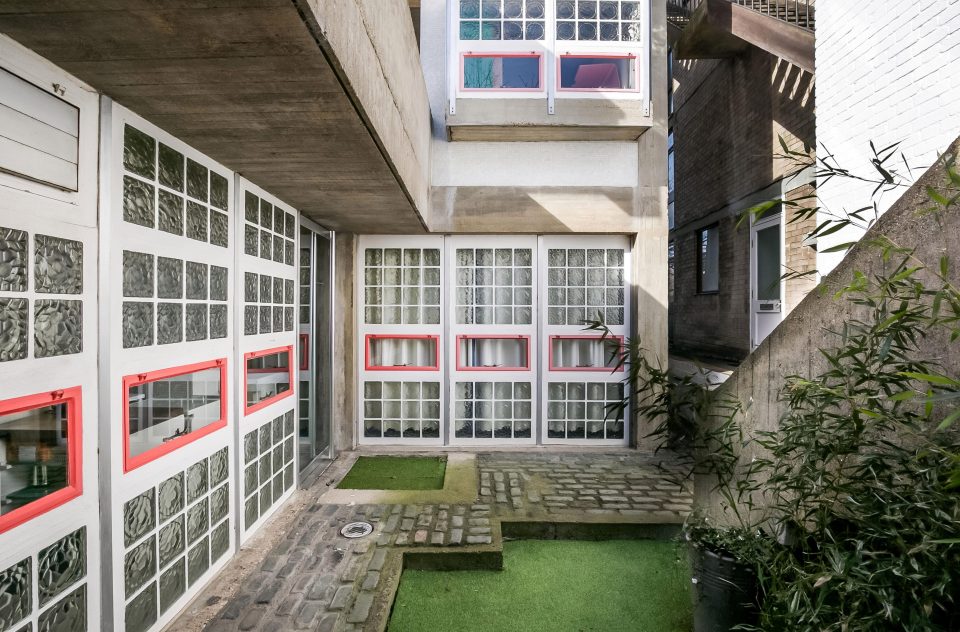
[751,212,784,348]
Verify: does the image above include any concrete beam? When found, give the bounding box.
[0,0,432,233]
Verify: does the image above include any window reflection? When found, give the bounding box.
[0,402,70,516]
[246,350,292,409]
[127,367,223,459]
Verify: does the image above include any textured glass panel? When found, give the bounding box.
[157,190,184,236]
[272,416,283,443]
[0,298,27,362]
[244,272,258,303]
[244,224,258,257]
[244,192,259,223]
[271,235,283,264]
[186,159,208,202]
[124,536,156,597]
[259,425,272,454]
[244,306,257,335]
[38,528,86,606]
[122,301,153,348]
[209,447,228,487]
[272,445,283,475]
[259,484,272,513]
[272,473,283,499]
[35,235,82,295]
[123,176,155,228]
[186,459,208,503]
[284,279,294,305]
[187,537,209,586]
[158,516,185,569]
[123,583,155,632]
[272,278,283,304]
[283,436,294,464]
[258,456,270,485]
[158,143,184,191]
[0,558,31,630]
[208,265,228,302]
[122,250,153,298]
[209,304,227,339]
[284,240,294,266]
[185,303,207,341]
[186,498,209,544]
[124,489,155,547]
[158,558,185,615]
[37,583,85,632]
[259,201,272,229]
[210,520,229,562]
[124,125,156,179]
[186,202,208,242]
[284,463,294,490]
[158,473,184,523]
[284,307,293,331]
[284,213,295,238]
[209,172,228,211]
[156,257,183,300]
[272,306,283,332]
[259,306,271,334]
[244,431,257,463]
[209,483,229,525]
[284,409,294,436]
[209,211,229,248]
[34,300,82,358]
[244,463,258,497]
[259,230,271,261]
[244,496,258,529]
[0,227,27,292]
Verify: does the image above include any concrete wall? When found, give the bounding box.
[669,45,815,361]
[696,136,960,519]
[815,1,960,273]
[333,233,358,451]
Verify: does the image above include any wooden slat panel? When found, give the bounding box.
[0,102,79,163]
[0,136,78,191]
[0,67,79,135]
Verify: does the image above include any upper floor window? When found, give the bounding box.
[459,1,546,40]
[555,1,643,41]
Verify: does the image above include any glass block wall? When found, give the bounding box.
[242,411,296,532]
[359,236,444,443]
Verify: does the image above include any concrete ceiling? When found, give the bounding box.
[0,0,427,233]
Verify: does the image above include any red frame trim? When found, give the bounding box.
[556,53,639,93]
[122,359,227,473]
[299,333,309,371]
[548,335,625,372]
[244,346,295,415]
[0,387,83,534]
[461,52,545,92]
[364,334,440,372]
[456,335,531,371]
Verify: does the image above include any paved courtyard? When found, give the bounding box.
[172,450,693,632]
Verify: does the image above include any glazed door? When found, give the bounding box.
[751,212,784,348]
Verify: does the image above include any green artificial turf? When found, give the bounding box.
[388,540,692,632]
[337,456,447,490]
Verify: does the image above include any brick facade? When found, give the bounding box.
[669,45,816,362]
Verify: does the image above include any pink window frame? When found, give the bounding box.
[0,387,83,534]
[123,359,228,473]
[556,53,640,93]
[456,334,532,371]
[364,334,440,372]
[461,52,545,92]
[299,333,309,371]
[244,345,295,415]
[548,335,625,372]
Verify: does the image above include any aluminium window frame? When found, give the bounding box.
[364,334,442,372]
[460,51,546,92]
[243,346,295,416]
[547,334,624,372]
[555,52,640,93]
[455,334,532,372]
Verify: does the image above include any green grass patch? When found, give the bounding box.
[389,540,692,632]
[337,456,446,490]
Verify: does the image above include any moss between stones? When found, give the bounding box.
[337,456,447,490]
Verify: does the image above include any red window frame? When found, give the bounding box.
[0,387,83,534]
[556,53,639,93]
[456,335,531,371]
[244,345,295,415]
[122,359,228,473]
[299,333,309,371]
[461,52,545,92]
[548,335,625,372]
[364,334,440,372]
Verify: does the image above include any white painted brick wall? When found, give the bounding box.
[816,0,960,273]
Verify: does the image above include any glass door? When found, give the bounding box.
[751,211,784,348]
[298,222,333,476]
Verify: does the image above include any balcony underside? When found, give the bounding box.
[670,0,814,72]
[0,0,431,234]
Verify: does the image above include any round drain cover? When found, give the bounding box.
[340,521,374,539]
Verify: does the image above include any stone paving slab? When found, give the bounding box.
[175,450,692,632]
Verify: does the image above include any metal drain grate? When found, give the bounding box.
[340,521,374,539]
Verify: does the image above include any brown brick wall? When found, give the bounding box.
[669,44,816,363]
[784,183,818,312]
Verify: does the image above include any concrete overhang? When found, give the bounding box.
[447,97,652,142]
[0,0,432,234]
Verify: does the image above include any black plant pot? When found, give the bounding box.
[689,543,758,632]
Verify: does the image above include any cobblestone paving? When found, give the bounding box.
[196,451,692,632]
